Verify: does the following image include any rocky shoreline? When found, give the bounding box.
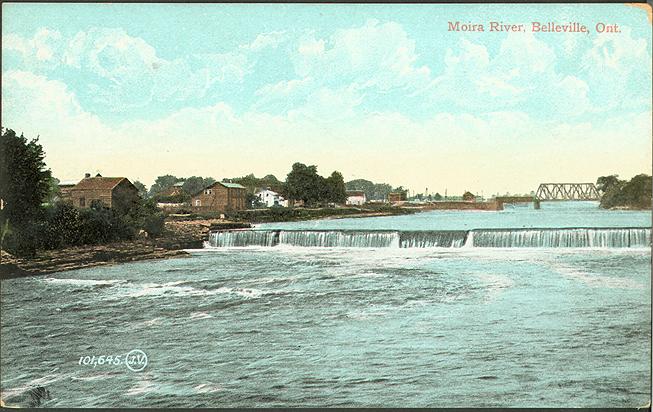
[0,220,248,280]
[1,208,418,279]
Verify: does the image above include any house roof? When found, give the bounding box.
[58,180,80,187]
[191,181,246,196]
[172,182,185,187]
[72,177,128,191]
[256,188,279,195]
[220,182,246,189]
[346,190,366,196]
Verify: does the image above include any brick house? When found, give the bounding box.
[190,181,247,211]
[68,174,139,210]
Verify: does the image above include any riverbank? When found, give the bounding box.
[0,219,248,279]
[0,207,420,278]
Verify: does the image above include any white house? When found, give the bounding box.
[346,190,366,206]
[255,188,288,208]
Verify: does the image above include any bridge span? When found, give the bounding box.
[535,183,601,201]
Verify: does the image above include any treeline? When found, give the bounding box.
[596,174,652,210]
[0,128,165,258]
[345,179,406,200]
[149,175,216,202]
[147,163,351,207]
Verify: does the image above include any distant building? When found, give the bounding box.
[190,181,247,211]
[57,179,79,202]
[255,188,288,208]
[346,190,366,206]
[160,182,185,197]
[387,192,406,203]
[67,173,139,209]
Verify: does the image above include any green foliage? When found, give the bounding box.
[0,128,53,257]
[598,174,651,209]
[345,179,393,200]
[46,176,62,204]
[0,128,167,256]
[284,163,348,206]
[246,192,265,209]
[148,175,182,197]
[156,193,191,203]
[285,163,324,205]
[0,128,52,226]
[325,171,347,204]
[133,180,148,198]
[433,192,443,201]
[596,175,624,194]
[183,176,216,196]
[142,212,166,237]
[229,173,284,195]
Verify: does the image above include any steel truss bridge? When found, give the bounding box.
[535,183,601,201]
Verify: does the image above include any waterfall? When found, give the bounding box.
[206,228,651,248]
[208,230,279,247]
[471,228,651,248]
[278,231,400,248]
[399,231,468,248]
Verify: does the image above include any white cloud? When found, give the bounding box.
[582,26,652,112]
[3,27,281,112]
[3,28,63,68]
[242,31,286,52]
[292,20,431,92]
[3,70,650,195]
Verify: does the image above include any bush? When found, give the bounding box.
[599,174,652,209]
[142,212,166,237]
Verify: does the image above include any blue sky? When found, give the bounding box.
[2,3,651,195]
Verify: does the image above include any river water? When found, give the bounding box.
[1,202,651,407]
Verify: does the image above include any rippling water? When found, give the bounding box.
[1,203,651,407]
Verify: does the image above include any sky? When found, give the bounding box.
[2,3,652,196]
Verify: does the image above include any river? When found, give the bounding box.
[1,201,650,407]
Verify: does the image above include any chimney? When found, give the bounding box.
[84,173,91,178]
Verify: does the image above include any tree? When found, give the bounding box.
[325,171,347,204]
[346,179,374,198]
[133,180,148,199]
[433,192,443,201]
[345,179,395,201]
[46,176,62,204]
[0,128,52,256]
[183,176,215,196]
[372,183,393,200]
[148,175,181,197]
[462,191,475,201]
[285,162,323,205]
[596,175,624,194]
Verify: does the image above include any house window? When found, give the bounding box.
[204,189,212,195]
[79,197,85,207]
[195,199,201,206]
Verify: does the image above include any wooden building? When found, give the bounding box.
[160,182,185,197]
[387,192,407,203]
[346,190,366,206]
[68,174,139,209]
[190,181,247,211]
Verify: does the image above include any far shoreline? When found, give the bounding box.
[2,203,650,280]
